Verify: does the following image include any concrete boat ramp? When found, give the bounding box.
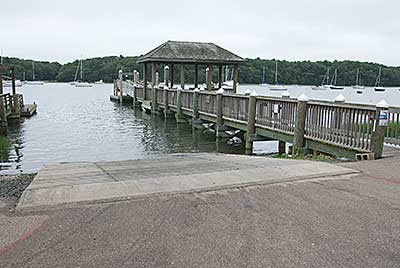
[17,153,358,211]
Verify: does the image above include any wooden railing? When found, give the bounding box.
[305,102,376,151]
[256,98,297,134]
[2,93,12,114]
[116,80,393,158]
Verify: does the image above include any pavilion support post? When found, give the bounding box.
[194,64,199,88]
[245,91,257,154]
[233,64,238,93]
[180,64,185,89]
[207,64,213,90]
[175,88,185,123]
[371,103,389,159]
[0,67,7,134]
[143,63,148,100]
[170,64,174,88]
[293,96,308,155]
[118,70,123,104]
[218,65,223,89]
[151,72,159,114]
[151,63,157,87]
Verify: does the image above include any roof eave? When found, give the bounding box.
[136,58,246,65]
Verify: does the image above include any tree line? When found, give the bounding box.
[2,56,400,86]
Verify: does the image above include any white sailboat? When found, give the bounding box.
[26,62,44,85]
[75,59,93,88]
[329,69,344,90]
[374,67,386,92]
[221,66,238,90]
[269,62,287,91]
[70,60,81,85]
[259,66,268,87]
[353,68,365,93]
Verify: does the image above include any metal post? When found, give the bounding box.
[293,94,309,155]
[245,91,257,154]
[371,100,389,159]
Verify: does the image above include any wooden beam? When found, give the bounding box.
[180,63,184,89]
[233,64,238,93]
[170,63,175,88]
[194,64,199,89]
[218,65,222,89]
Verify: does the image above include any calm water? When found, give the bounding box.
[1,83,399,174]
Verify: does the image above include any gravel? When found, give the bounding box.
[0,174,36,201]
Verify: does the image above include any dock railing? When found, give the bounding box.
[115,80,392,159]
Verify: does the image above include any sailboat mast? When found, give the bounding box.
[80,59,83,81]
[32,61,35,81]
[356,68,359,85]
[275,62,278,84]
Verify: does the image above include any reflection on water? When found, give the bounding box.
[0,83,279,174]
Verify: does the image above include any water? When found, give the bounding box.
[1,83,399,174]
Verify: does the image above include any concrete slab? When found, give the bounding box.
[17,154,358,211]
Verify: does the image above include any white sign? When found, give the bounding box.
[379,110,388,126]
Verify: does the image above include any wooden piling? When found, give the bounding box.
[180,64,185,90]
[164,87,169,118]
[164,66,169,88]
[293,95,308,155]
[0,67,7,133]
[233,64,238,93]
[245,91,257,154]
[278,141,286,155]
[218,65,223,89]
[194,64,199,88]
[143,63,148,100]
[152,84,158,114]
[175,88,185,123]
[118,70,123,104]
[216,89,225,137]
[170,64,175,88]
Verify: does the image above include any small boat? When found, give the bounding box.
[221,66,237,90]
[374,67,386,92]
[27,61,44,85]
[269,61,287,91]
[313,68,331,90]
[94,79,104,84]
[329,69,344,90]
[75,82,93,87]
[2,80,22,87]
[356,90,363,94]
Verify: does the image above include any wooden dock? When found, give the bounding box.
[21,103,37,117]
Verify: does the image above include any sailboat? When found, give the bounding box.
[374,67,385,92]
[259,66,268,87]
[312,68,330,90]
[329,69,344,90]
[75,59,93,87]
[26,61,44,85]
[353,68,365,93]
[221,66,238,90]
[70,60,81,85]
[269,62,287,91]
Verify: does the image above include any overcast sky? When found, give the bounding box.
[1,0,399,65]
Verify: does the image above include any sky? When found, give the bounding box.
[1,0,399,65]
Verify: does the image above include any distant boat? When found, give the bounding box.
[70,60,81,85]
[329,69,344,90]
[312,68,331,90]
[269,61,287,91]
[352,68,365,90]
[374,67,386,92]
[259,66,268,87]
[221,66,238,90]
[74,58,93,88]
[94,79,104,84]
[2,80,22,87]
[26,61,44,85]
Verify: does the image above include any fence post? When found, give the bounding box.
[216,88,226,138]
[118,70,123,104]
[151,72,159,114]
[293,94,309,155]
[175,87,185,123]
[245,91,257,154]
[371,100,389,159]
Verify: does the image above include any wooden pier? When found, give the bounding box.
[111,41,395,160]
[0,65,37,134]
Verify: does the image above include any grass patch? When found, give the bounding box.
[274,152,336,162]
[0,135,10,161]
